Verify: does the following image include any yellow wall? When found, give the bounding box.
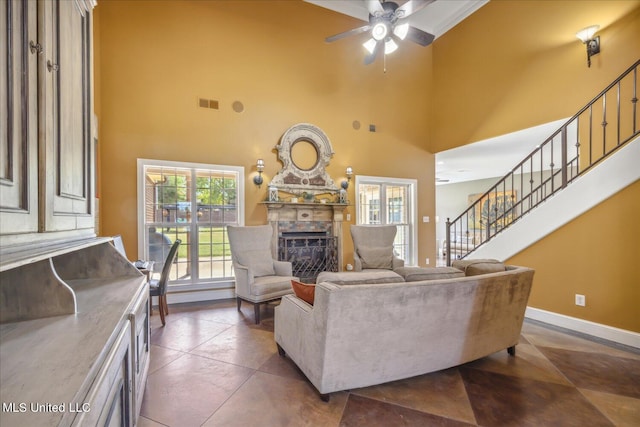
[95,0,436,267]
[508,181,640,332]
[97,1,639,332]
[432,1,640,152]
[430,1,640,332]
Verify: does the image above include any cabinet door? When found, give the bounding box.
[129,288,150,424]
[39,0,94,232]
[0,0,38,235]
[73,321,133,427]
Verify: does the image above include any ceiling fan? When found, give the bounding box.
[325,0,436,65]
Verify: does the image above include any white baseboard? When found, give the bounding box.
[156,289,235,306]
[525,306,640,349]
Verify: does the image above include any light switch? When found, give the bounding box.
[346,213,351,221]
[423,216,430,223]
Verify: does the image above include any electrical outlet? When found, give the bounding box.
[575,294,586,306]
[346,213,351,221]
[425,258,430,265]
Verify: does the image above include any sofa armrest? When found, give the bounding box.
[275,291,329,391]
[392,256,404,269]
[273,260,293,276]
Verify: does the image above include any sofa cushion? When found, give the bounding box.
[394,266,465,282]
[316,270,404,286]
[452,259,506,276]
[357,246,394,270]
[236,249,275,277]
[291,280,315,305]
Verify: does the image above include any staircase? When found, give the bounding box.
[445,59,640,266]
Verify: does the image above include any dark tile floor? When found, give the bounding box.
[139,299,640,427]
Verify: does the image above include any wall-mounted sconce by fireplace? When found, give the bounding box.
[576,25,600,68]
[341,166,353,189]
[254,159,264,187]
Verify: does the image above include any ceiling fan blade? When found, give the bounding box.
[365,0,384,16]
[395,0,436,19]
[364,40,382,65]
[406,26,436,46]
[325,24,372,43]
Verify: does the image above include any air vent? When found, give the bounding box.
[198,98,219,110]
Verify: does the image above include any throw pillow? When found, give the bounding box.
[357,246,394,270]
[291,280,315,305]
[236,249,275,277]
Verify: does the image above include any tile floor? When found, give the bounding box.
[140,299,640,427]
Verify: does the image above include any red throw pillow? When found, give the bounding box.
[291,280,315,305]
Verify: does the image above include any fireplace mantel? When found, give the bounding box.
[262,202,348,274]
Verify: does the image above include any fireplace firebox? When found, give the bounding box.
[279,231,338,283]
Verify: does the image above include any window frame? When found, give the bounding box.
[355,175,418,266]
[136,158,245,292]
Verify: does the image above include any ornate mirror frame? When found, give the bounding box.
[269,123,339,195]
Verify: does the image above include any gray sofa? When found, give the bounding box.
[274,262,534,399]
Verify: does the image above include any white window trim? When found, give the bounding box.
[354,175,418,266]
[136,158,245,292]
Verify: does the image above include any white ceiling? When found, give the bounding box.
[435,118,570,185]
[306,0,488,39]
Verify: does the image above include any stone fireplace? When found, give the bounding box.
[265,203,345,282]
[262,123,349,282]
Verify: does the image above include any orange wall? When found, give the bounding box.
[95,0,436,266]
[508,181,640,332]
[96,1,640,331]
[430,1,640,332]
[432,1,640,152]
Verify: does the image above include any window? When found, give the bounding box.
[137,159,244,291]
[356,176,417,265]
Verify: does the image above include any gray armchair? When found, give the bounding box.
[350,225,405,271]
[227,225,298,324]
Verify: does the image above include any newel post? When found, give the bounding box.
[445,218,452,267]
[561,126,568,189]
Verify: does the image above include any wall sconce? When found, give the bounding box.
[341,166,353,189]
[576,25,600,67]
[253,159,264,187]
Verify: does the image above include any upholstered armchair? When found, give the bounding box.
[227,225,298,324]
[350,225,405,272]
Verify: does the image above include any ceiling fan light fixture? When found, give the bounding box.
[363,38,377,54]
[384,38,398,54]
[371,22,388,41]
[393,23,409,40]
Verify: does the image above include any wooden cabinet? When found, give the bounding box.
[0,3,146,426]
[39,0,94,232]
[0,0,94,245]
[0,239,149,427]
[0,0,39,235]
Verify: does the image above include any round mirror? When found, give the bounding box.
[290,139,319,171]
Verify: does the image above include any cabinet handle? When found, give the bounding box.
[29,41,43,55]
[47,60,59,72]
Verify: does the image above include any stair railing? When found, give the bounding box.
[446,59,639,266]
